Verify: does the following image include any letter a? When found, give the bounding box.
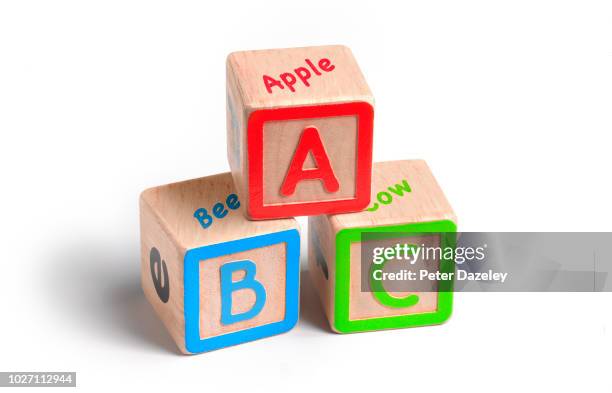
[280,126,339,196]
[220,260,266,325]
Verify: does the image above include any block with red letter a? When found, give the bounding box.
[226,45,374,219]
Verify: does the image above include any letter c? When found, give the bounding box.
[370,247,419,308]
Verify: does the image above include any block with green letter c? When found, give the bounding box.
[308,160,457,333]
[139,172,300,353]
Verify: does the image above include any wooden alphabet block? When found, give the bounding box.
[140,173,300,353]
[227,45,374,220]
[308,160,457,333]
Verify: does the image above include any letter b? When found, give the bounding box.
[220,260,267,325]
[194,208,213,229]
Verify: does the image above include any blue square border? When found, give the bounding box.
[183,229,300,353]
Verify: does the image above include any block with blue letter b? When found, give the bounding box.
[139,172,300,354]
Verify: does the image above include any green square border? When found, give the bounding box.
[334,220,457,333]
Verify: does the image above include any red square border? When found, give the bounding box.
[247,102,374,219]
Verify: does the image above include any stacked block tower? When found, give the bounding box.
[140,45,456,354]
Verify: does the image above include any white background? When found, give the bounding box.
[1,1,611,392]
